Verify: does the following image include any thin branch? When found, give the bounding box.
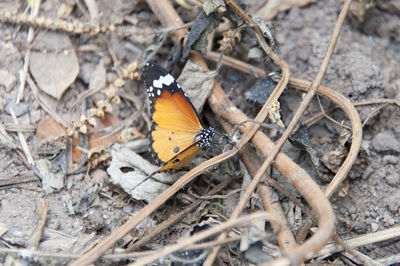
[9,107,35,166]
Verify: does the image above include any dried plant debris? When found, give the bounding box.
[88,59,106,94]
[36,112,121,164]
[288,123,320,177]
[347,0,376,28]
[273,124,320,197]
[0,69,17,91]
[245,77,277,105]
[203,0,226,15]
[33,147,67,195]
[1,224,97,254]
[30,31,79,100]
[177,60,217,113]
[252,16,276,50]
[170,223,214,265]
[217,29,241,54]
[321,128,352,174]
[72,184,102,215]
[182,11,220,61]
[254,0,316,20]
[165,39,184,70]
[242,241,274,264]
[107,145,180,202]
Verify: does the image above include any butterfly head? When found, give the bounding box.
[196,127,216,148]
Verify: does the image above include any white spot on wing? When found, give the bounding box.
[153,74,175,88]
[157,89,161,96]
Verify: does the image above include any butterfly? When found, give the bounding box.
[140,61,216,181]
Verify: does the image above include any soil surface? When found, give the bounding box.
[0,0,399,265]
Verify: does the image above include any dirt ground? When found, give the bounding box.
[0,0,399,265]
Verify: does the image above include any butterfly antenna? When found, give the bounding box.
[130,167,162,191]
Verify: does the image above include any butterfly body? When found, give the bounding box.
[142,61,215,174]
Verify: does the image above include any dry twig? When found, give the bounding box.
[26,198,49,250]
[16,0,42,103]
[314,225,400,259]
[9,107,35,166]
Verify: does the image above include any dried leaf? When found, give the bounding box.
[321,128,351,173]
[182,11,220,61]
[203,0,225,15]
[36,118,66,139]
[30,32,79,100]
[243,241,273,264]
[289,123,320,176]
[88,59,106,93]
[177,60,217,113]
[87,114,120,149]
[107,145,179,202]
[36,114,120,163]
[255,0,316,21]
[245,78,276,104]
[171,223,213,265]
[34,157,66,195]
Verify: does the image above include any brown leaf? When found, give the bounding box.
[255,0,316,21]
[36,114,121,163]
[30,32,79,100]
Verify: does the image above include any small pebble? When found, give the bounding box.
[5,102,28,117]
[370,222,379,232]
[0,69,16,91]
[385,172,400,186]
[372,131,400,153]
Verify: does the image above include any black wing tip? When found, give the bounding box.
[143,61,166,73]
[143,61,155,68]
[142,61,169,85]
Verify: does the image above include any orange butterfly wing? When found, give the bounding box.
[151,90,203,167]
[142,62,205,171]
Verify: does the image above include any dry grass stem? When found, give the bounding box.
[26,198,48,250]
[16,0,42,103]
[314,225,400,259]
[9,107,35,166]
